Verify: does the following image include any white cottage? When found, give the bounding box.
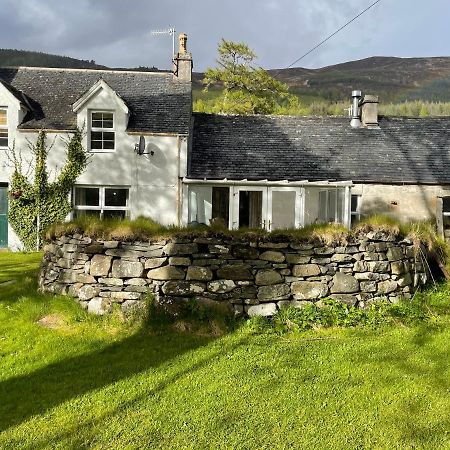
[3,34,450,250]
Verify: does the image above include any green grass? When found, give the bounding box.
[1,253,450,449]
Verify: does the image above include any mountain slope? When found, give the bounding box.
[0,49,106,70]
[194,56,450,103]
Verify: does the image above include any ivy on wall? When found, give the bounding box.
[9,129,89,251]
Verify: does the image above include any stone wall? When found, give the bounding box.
[39,232,429,317]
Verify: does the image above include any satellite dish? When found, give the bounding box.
[138,136,145,155]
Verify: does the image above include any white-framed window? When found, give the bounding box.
[73,186,129,219]
[351,194,362,225]
[318,188,345,224]
[90,111,115,152]
[0,108,8,149]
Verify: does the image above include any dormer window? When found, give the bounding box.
[0,108,8,149]
[90,111,115,152]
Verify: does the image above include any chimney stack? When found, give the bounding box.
[173,33,193,82]
[361,95,379,128]
[349,91,379,128]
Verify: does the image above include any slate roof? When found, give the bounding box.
[190,113,450,185]
[0,67,191,134]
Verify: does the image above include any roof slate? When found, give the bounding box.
[190,113,450,185]
[0,67,191,134]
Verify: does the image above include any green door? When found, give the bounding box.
[0,186,8,248]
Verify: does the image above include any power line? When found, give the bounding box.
[286,0,383,69]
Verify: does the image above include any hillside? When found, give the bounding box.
[194,56,450,103]
[3,50,450,104]
[0,49,106,70]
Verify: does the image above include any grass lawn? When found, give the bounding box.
[1,252,450,449]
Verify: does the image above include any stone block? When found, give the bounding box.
[144,258,167,270]
[62,243,78,253]
[391,261,406,275]
[387,247,404,261]
[292,264,321,277]
[161,281,206,297]
[207,280,236,293]
[255,269,282,286]
[259,251,285,263]
[88,298,112,315]
[331,254,354,263]
[259,242,289,249]
[377,280,398,295]
[398,273,412,287]
[360,281,377,293]
[105,249,140,259]
[124,286,149,293]
[169,257,191,266]
[90,255,113,277]
[103,241,119,249]
[247,303,277,317]
[314,247,334,256]
[77,274,97,284]
[208,244,230,254]
[291,281,328,300]
[367,261,390,273]
[285,254,311,264]
[186,266,213,281]
[78,285,100,301]
[84,244,105,254]
[233,246,259,260]
[331,272,359,294]
[98,278,123,286]
[216,264,253,280]
[163,243,198,256]
[125,278,147,286]
[147,266,185,281]
[58,270,78,284]
[112,260,144,278]
[110,291,143,301]
[257,284,290,301]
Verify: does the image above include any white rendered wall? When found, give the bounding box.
[0,83,186,249]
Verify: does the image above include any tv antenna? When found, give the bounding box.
[151,27,176,58]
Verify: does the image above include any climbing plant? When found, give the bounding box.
[8,129,89,250]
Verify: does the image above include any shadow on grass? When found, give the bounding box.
[8,333,248,449]
[0,326,234,434]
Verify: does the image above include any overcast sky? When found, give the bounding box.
[1,0,449,71]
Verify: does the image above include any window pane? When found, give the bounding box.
[0,137,7,147]
[92,120,103,128]
[103,210,126,219]
[74,187,100,206]
[91,131,103,141]
[103,119,113,128]
[103,140,115,150]
[443,197,450,213]
[103,132,115,140]
[105,188,128,207]
[0,109,6,126]
[92,112,102,121]
[91,140,102,149]
[212,187,229,226]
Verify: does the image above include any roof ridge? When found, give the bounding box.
[0,66,173,76]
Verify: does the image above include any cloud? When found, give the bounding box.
[0,0,447,71]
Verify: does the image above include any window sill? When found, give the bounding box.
[88,149,116,153]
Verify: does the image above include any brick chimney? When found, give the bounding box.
[173,33,193,82]
[361,95,379,128]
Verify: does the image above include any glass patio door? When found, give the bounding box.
[232,187,267,230]
[267,187,303,231]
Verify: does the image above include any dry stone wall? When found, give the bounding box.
[39,232,428,317]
